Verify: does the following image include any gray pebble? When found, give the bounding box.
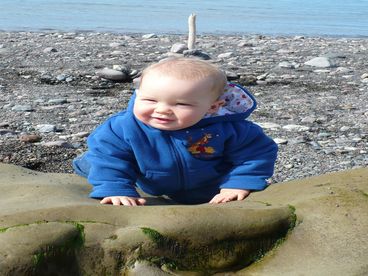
[96,68,129,82]
[12,105,34,112]
[43,47,57,53]
[170,43,188,54]
[48,99,68,105]
[36,124,57,133]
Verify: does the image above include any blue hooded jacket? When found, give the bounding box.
[75,83,278,204]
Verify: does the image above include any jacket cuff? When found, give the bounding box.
[89,185,140,199]
[220,177,268,191]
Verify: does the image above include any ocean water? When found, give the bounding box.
[1,0,368,36]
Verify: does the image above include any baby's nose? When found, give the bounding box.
[155,103,173,114]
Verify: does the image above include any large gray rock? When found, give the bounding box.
[0,163,367,275]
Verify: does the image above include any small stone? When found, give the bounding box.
[0,129,17,135]
[11,105,34,112]
[36,124,56,133]
[112,65,131,74]
[40,74,54,84]
[65,76,74,82]
[225,71,239,80]
[109,42,124,48]
[274,138,288,145]
[318,132,331,138]
[309,141,322,150]
[340,126,350,131]
[48,99,67,105]
[344,147,358,152]
[170,43,188,54]
[42,140,73,148]
[19,134,42,143]
[257,73,269,80]
[336,67,352,73]
[256,122,282,130]
[218,52,234,59]
[361,73,368,79]
[96,68,129,82]
[56,74,68,81]
[283,125,310,132]
[237,41,254,47]
[301,116,316,124]
[110,50,123,56]
[183,49,211,60]
[72,131,90,138]
[304,57,336,68]
[0,122,9,128]
[142,33,157,39]
[278,61,297,69]
[43,47,57,53]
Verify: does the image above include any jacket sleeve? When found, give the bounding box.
[220,121,278,191]
[86,114,140,198]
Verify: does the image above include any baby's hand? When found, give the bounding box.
[100,196,146,206]
[209,188,250,204]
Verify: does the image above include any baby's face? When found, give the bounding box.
[133,72,222,131]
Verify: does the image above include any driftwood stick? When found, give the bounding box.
[188,13,197,50]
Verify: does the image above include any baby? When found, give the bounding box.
[73,57,278,205]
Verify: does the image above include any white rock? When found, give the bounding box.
[218,52,234,59]
[11,105,34,112]
[72,131,90,138]
[361,73,368,79]
[274,138,288,144]
[36,124,56,133]
[278,61,297,69]
[305,57,335,68]
[336,67,352,73]
[256,122,282,130]
[340,126,350,131]
[42,140,73,148]
[142,33,157,39]
[282,124,310,132]
[170,43,188,53]
[110,50,123,56]
[43,47,57,53]
[109,42,124,48]
[257,73,269,80]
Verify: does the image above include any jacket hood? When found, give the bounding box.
[127,82,257,128]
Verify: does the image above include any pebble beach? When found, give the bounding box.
[0,31,367,184]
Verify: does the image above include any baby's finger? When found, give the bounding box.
[210,194,223,204]
[100,197,111,204]
[120,198,134,206]
[137,198,146,205]
[129,198,137,206]
[112,197,122,206]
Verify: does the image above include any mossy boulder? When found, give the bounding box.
[0,163,367,275]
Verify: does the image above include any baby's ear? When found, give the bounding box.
[207,99,225,114]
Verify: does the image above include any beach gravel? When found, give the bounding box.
[0,31,367,183]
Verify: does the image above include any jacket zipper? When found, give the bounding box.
[169,135,185,191]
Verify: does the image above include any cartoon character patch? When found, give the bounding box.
[187,133,215,157]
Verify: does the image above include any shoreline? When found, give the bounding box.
[0,31,367,183]
[1,29,368,39]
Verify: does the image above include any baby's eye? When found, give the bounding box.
[142,99,157,103]
[176,103,192,106]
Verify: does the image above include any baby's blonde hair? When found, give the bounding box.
[139,57,227,98]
